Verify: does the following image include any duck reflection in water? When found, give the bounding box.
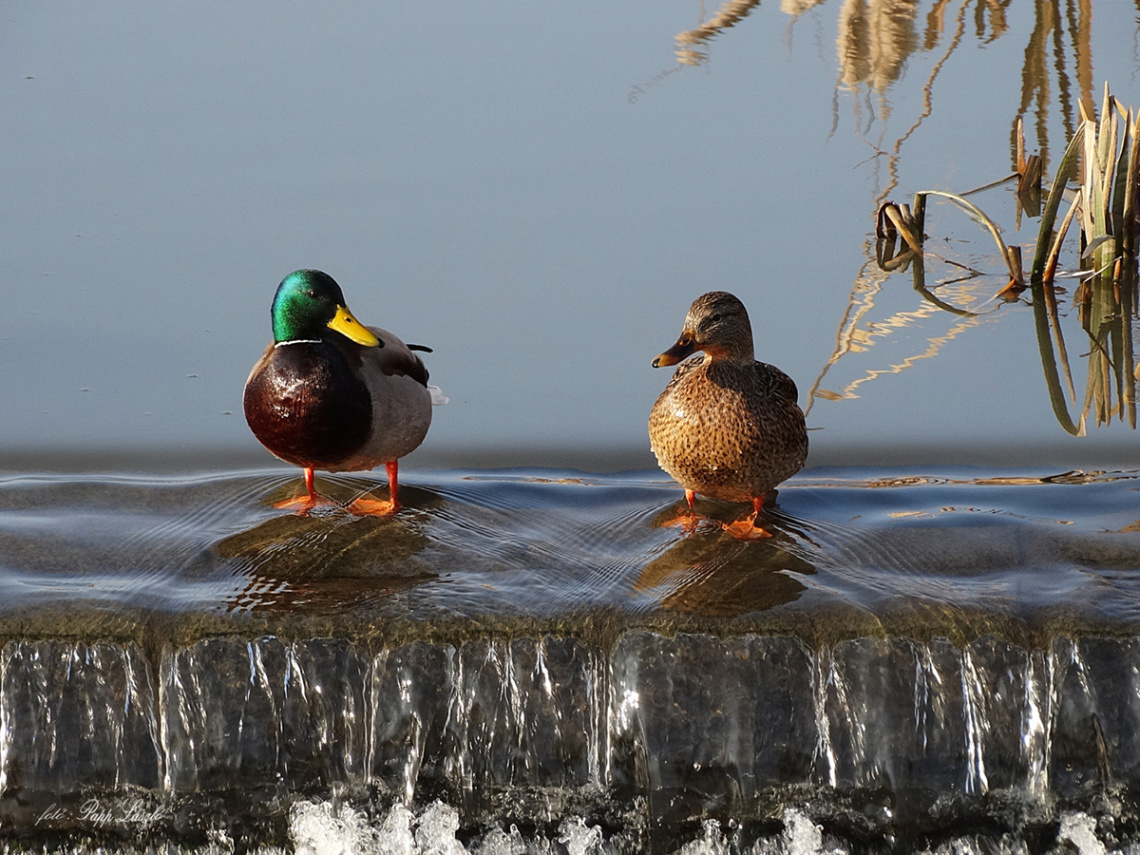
[215,481,441,613]
[649,292,808,540]
[635,517,814,617]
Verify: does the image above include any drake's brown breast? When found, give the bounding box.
[243,342,372,468]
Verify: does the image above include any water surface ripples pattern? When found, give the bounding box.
[0,466,1138,631]
[3,467,1140,852]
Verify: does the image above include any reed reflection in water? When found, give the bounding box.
[827,89,1140,439]
[674,0,1092,174]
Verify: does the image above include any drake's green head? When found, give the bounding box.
[270,270,380,347]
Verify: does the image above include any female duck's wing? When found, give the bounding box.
[752,361,800,404]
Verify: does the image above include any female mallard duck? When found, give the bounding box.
[649,291,807,540]
[243,269,443,516]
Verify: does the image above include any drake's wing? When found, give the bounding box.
[363,325,431,386]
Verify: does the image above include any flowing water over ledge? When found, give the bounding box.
[3,466,1140,853]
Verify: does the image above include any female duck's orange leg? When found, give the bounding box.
[657,488,703,533]
[348,460,401,517]
[723,496,773,541]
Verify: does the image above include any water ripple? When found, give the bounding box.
[0,466,1138,631]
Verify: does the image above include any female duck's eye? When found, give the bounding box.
[708,313,722,324]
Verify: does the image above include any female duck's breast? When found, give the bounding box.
[650,365,727,482]
[243,342,372,468]
[652,380,754,497]
[650,361,807,502]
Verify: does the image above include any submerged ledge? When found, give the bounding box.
[1,467,1140,646]
[0,598,1138,655]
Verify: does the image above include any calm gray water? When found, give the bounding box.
[4,0,1140,467]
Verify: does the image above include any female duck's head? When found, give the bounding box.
[653,291,755,367]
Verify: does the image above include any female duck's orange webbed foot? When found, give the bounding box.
[348,461,401,517]
[722,497,773,541]
[274,467,340,514]
[658,510,701,533]
[656,488,708,533]
[274,494,324,513]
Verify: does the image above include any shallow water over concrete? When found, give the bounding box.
[2,467,1140,851]
[3,466,1140,634]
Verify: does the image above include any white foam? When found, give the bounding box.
[414,800,467,855]
[750,809,847,855]
[288,800,418,855]
[670,819,730,855]
[1057,812,1108,855]
[472,823,530,855]
[558,816,605,855]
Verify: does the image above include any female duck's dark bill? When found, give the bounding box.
[652,336,695,368]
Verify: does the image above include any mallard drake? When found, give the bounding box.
[649,291,807,539]
[243,269,443,516]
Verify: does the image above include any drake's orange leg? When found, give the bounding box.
[723,496,772,541]
[349,460,400,517]
[274,467,338,513]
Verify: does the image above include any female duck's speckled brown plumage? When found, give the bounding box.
[649,291,807,537]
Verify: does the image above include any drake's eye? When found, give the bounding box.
[306,290,318,300]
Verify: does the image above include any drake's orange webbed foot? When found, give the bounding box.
[347,495,399,517]
[274,468,341,514]
[347,461,401,517]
